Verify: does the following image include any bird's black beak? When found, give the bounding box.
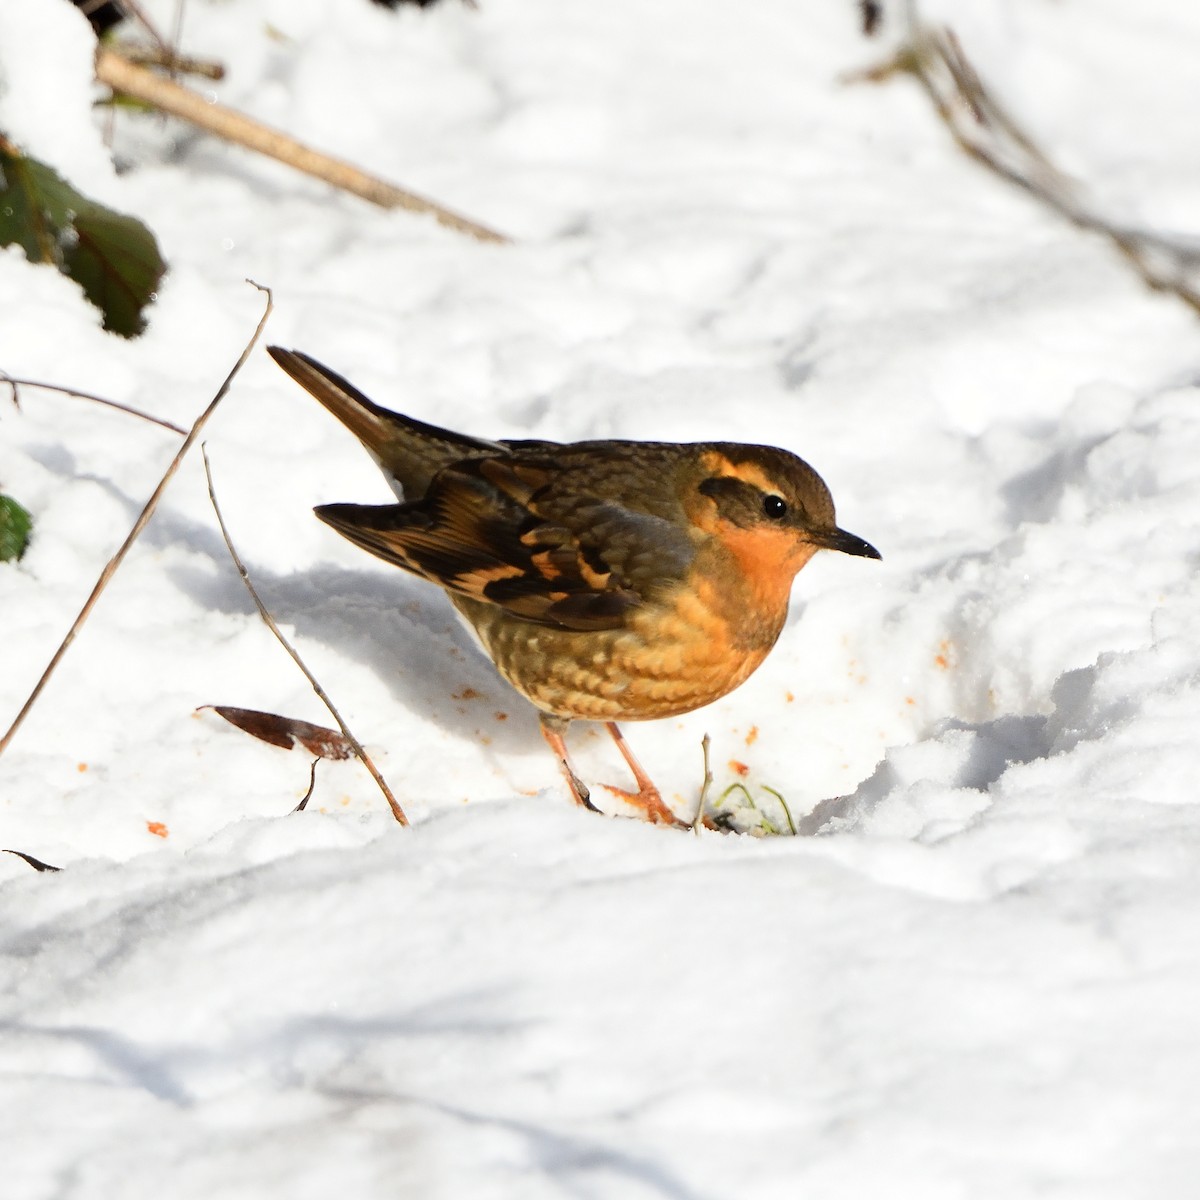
[813,526,882,560]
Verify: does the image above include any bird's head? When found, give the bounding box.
[688,445,880,603]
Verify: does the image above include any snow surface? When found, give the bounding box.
[4,0,1200,1195]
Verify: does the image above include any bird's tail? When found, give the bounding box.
[267,346,505,498]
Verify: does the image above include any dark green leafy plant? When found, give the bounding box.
[0,135,166,337]
[0,494,32,562]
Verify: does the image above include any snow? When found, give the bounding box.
[4,0,1200,1195]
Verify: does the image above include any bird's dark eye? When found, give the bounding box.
[762,494,787,520]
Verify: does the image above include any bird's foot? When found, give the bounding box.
[539,716,687,827]
[600,782,688,827]
[601,722,688,827]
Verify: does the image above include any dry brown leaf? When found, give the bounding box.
[203,705,355,761]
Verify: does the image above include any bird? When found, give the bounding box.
[267,346,880,826]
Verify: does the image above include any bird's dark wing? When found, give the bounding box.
[315,455,696,631]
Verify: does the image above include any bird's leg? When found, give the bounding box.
[603,722,685,827]
[539,715,601,813]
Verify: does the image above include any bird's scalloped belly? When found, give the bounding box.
[453,582,783,722]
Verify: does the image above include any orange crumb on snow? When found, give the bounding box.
[146,821,168,839]
[729,760,750,777]
[905,696,916,706]
[785,691,795,703]
[77,762,88,772]
[934,639,955,670]
[495,711,508,721]
[745,725,759,747]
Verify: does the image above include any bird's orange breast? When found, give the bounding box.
[706,523,816,635]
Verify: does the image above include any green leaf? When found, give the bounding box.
[0,494,32,562]
[0,139,166,337]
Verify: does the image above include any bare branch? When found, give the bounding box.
[201,448,408,826]
[2,372,188,435]
[0,283,273,757]
[109,0,172,56]
[691,733,713,833]
[111,42,226,81]
[94,46,508,245]
[294,758,319,813]
[862,15,1200,317]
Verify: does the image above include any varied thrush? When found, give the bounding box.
[268,347,880,825]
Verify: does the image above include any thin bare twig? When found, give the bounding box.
[167,0,187,83]
[2,373,188,436]
[107,0,172,56]
[112,43,225,81]
[201,447,408,826]
[94,46,508,245]
[692,733,713,833]
[294,758,319,813]
[0,283,273,758]
[875,15,1200,317]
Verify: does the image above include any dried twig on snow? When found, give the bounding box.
[692,733,713,833]
[94,46,508,245]
[100,0,172,55]
[112,42,226,81]
[857,15,1200,317]
[0,282,273,757]
[2,372,188,436]
[201,450,408,826]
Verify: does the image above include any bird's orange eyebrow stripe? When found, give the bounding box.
[698,450,780,495]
